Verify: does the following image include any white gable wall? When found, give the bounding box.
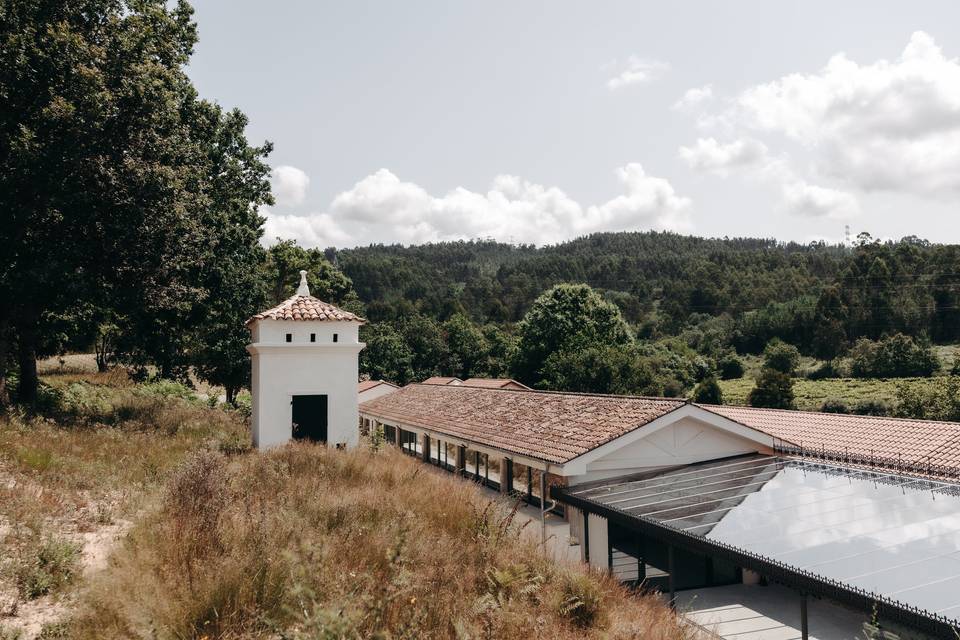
[358,383,398,404]
[565,408,774,485]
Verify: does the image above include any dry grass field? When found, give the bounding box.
[0,371,691,639]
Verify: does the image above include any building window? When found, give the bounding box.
[285,333,292,343]
[310,333,316,343]
[333,333,339,343]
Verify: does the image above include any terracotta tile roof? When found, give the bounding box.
[358,380,397,393]
[462,378,532,390]
[701,404,960,469]
[246,295,364,325]
[360,384,685,464]
[421,377,463,385]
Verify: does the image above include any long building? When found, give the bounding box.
[360,383,960,640]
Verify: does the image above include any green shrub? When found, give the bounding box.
[215,430,251,456]
[748,369,795,409]
[762,339,800,376]
[820,399,849,414]
[138,379,197,402]
[853,399,892,417]
[895,377,960,420]
[692,376,723,405]
[849,334,940,378]
[37,623,69,639]
[33,384,65,414]
[232,391,252,417]
[717,352,745,380]
[557,572,605,629]
[15,537,82,599]
[14,446,56,473]
[807,360,843,380]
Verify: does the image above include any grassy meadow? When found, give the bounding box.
[0,369,691,640]
[716,376,941,412]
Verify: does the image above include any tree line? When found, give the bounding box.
[0,1,354,407]
[5,1,960,415]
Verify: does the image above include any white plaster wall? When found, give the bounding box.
[248,319,363,449]
[358,383,398,404]
[255,319,359,345]
[587,513,609,570]
[568,416,764,485]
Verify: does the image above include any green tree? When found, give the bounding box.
[849,334,940,378]
[865,256,894,338]
[692,376,723,405]
[716,351,745,380]
[748,369,795,409]
[539,345,655,395]
[399,315,448,382]
[762,339,800,376]
[895,377,960,421]
[264,240,355,305]
[359,324,413,385]
[443,313,489,379]
[191,106,273,404]
[811,286,848,360]
[0,0,212,403]
[512,284,631,387]
[482,324,517,378]
[116,102,273,384]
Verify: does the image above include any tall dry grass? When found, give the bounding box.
[64,445,690,639]
[0,372,250,619]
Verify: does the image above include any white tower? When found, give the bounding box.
[246,270,366,449]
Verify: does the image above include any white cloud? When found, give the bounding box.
[678,137,769,175]
[673,85,713,111]
[781,182,860,218]
[735,31,960,195]
[606,56,669,90]
[262,209,353,249]
[260,165,692,248]
[271,165,310,206]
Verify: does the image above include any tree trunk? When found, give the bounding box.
[225,385,237,406]
[0,316,10,407]
[95,334,109,372]
[16,316,38,406]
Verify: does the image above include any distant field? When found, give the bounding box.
[717,376,942,412]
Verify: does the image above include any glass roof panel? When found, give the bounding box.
[583,455,960,623]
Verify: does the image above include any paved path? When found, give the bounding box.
[676,584,866,640]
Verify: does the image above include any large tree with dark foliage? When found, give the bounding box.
[512,283,631,388]
[0,0,271,404]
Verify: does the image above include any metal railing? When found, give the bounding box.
[772,437,960,483]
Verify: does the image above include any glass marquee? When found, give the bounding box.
[570,454,960,621]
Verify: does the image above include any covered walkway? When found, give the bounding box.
[676,583,866,640]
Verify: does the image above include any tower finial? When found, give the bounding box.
[296,270,310,296]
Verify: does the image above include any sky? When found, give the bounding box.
[186,1,960,248]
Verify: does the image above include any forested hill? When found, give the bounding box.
[335,232,960,354]
[337,232,846,324]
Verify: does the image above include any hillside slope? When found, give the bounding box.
[0,373,691,639]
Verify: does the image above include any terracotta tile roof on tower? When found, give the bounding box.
[246,294,364,325]
[701,404,960,469]
[462,378,532,390]
[360,384,686,464]
[421,377,463,385]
